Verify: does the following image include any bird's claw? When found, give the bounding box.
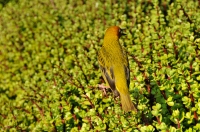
[98,84,110,96]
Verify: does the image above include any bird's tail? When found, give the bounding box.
[120,93,137,112]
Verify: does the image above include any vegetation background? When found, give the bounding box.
[0,0,200,131]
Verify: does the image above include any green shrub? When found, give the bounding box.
[0,0,200,131]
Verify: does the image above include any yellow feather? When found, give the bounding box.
[98,26,137,112]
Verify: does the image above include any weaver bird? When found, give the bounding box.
[98,26,137,112]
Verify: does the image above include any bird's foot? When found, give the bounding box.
[98,84,110,96]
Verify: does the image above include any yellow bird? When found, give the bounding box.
[98,26,137,112]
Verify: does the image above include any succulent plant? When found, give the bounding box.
[0,0,200,131]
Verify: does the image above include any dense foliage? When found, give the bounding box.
[0,0,200,131]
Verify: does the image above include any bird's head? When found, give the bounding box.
[104,26,126,39]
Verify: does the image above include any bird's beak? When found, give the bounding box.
[120,28,126,36]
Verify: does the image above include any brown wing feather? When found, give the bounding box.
[122,47,130,87]
[124,65,130,87]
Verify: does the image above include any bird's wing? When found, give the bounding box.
[124,65,130,87]
[122,47,130,86]
[98,48,119,96]
[99,65,115,90]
